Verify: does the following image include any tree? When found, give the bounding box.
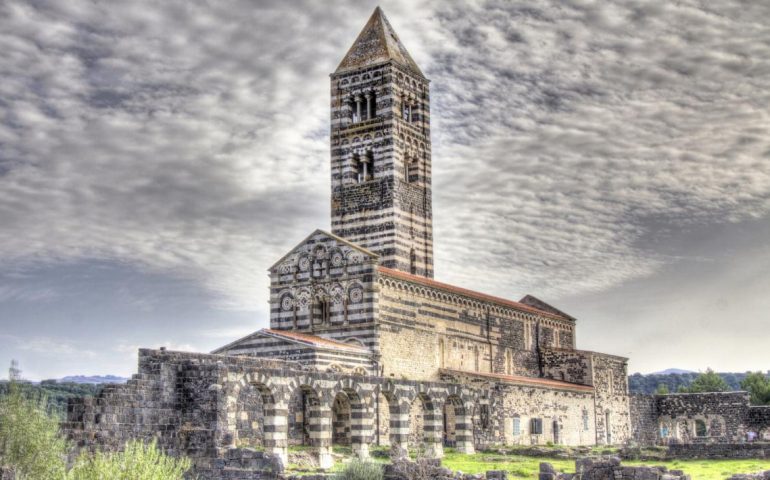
[682,369,729,393]
[654,383,670,395]
[0,382,191,479]
[740,371,770,405]
[0,382,69,479]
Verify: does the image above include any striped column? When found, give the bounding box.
[350,405,372,459]
[422,407,444,458]
[263,402,288,468]
[389,402,410,458]
[454,408,475,454]
[307,401,333,469]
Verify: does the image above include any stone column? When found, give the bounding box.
[263,401,289,468]
[423,405,444,458]
[307,400,333,469]
[355,95,362,122]
[350,403,373,459]
[365,93,373,119]
[389,401,410,458]
[455,404,475,454]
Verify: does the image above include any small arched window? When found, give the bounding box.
[402,102,411,121]
[694,419,707,437]
[410,248,417,274]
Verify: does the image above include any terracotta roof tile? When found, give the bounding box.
[441,368,594,392]
[262,329,370,354]
[377,267,572,321]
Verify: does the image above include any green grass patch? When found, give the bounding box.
[441,450,770,480]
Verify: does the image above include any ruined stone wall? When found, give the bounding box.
[64,349,482,477]
[656,392,752,444]
[377,270,575,381]
[628,392,770,446]
[628,394,658,446]
[589,353,630,445]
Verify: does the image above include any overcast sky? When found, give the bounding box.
[1,0,768,381]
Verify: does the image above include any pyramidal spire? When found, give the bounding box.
[335,6,424,77]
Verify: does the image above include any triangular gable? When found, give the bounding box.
[335,7,424,77]
[519,295,575,321]
[212,328,370,355]
[268,229,377,272]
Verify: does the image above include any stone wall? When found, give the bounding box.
[63,349,481,478]
[629,392,770,447]
[540,457,690,480]
[376,269,577,382]
[629,394,658,446]
[590,353,631,445]
[441,370,598,447]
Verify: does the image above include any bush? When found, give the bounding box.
[0,382,69,479]
[0,382,191,480]
[335,458,384,480]
[69,439,191,480]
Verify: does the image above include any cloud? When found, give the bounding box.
[1,334,96,357]
[0,0,768,315]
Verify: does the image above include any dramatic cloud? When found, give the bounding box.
[1,0,768,376]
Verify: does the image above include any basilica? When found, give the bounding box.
[214,5,631,450]
[64,8,635,477]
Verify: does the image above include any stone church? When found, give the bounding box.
[64,8,633,477]
[214,4,630,450]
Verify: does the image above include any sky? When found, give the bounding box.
[1,0,768,380]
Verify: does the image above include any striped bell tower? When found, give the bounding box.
[330,7,433,278]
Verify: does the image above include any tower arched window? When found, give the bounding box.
[353,152,373,183]
[365,90,377,120]
[410,248,416,274]
[402,102,411,122]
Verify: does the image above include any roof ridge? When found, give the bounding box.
[262,329,370,353]
[377,267,571,321]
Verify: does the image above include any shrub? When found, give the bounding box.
[0,382,69,479]
[0,382,191,480]
[335,458,384,480]
[68,439,192,480]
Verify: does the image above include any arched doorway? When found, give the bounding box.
[375,390,391,446]
[332,392,351,446]
[409,393,443,457]
[235,383,264,448]
[443,395,474,453]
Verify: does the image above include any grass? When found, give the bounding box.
[282,444,770,479]
[442,449,573,478]
[441,448,770,480]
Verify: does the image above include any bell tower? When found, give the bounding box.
[330,7,433,278]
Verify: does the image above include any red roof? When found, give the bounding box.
[441,368,594,392]
[262,329,370,353]
[377,267,571,321]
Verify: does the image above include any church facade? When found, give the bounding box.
[63,8,633,477]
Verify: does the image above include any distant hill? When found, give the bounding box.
[58,375,128,384]
[628,371,768,394]
[650,368,695,375]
